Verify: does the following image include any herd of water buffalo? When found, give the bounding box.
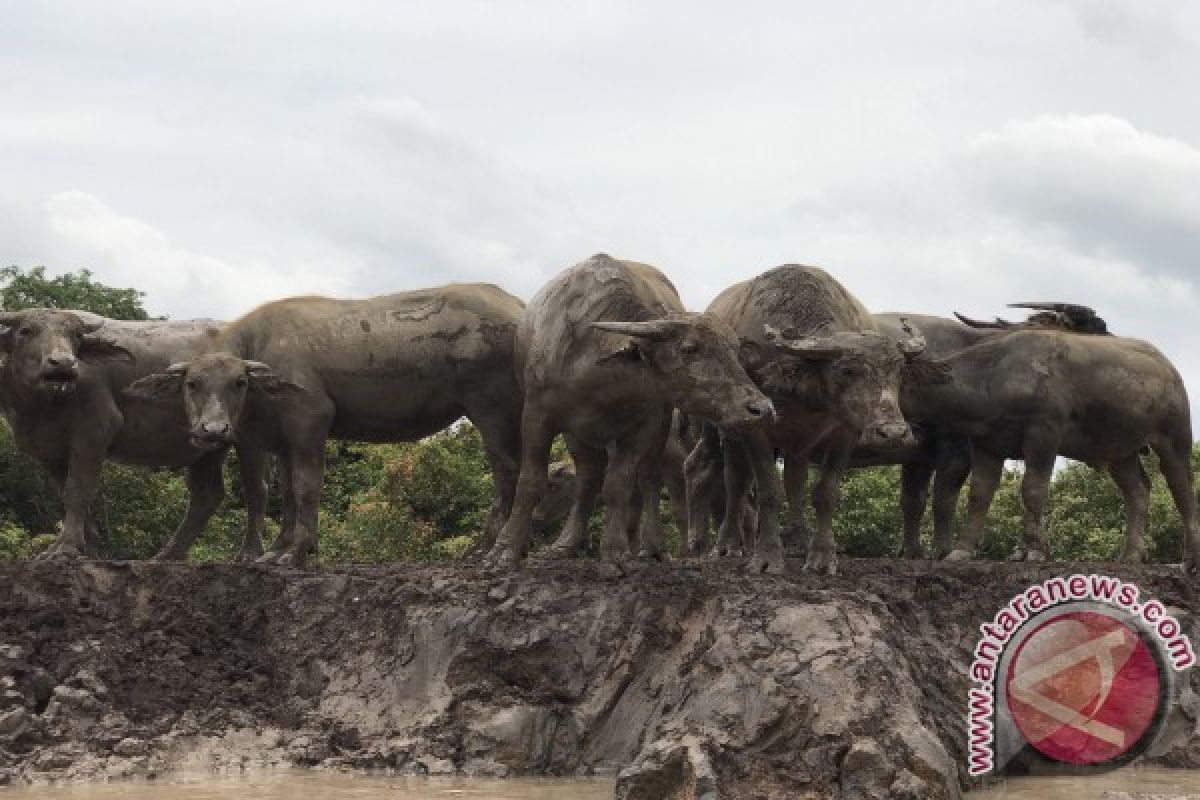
[0,254,1196,574]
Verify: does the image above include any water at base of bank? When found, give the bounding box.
[970,765,1200,798]
[0,771,616,800]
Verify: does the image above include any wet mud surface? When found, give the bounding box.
[1,559,1198,799]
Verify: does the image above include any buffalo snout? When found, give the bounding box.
[39,353,80,391]
[722,388,776,429]
[191,420,234,448]
[861,419,915,449]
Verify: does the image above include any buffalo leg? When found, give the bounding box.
[661,430,691,540]
[899,462,932,559]
[807,441,851,575]
[1153,436,1200,573]
[1013,437,1056,562]
[635,412,672,560]
[543,438,606,558]
[714,437,753,558]
[1109,454,1149,564]
[236,445,268,561]
[40,448,106,559]
[41,462,101,558]
[264,457,298,555]
[931,438,970,559]
[468,407,521,553]
[274,444,326,567]
[486,407,555,569]
[683,435,721,555]
[948,449,1004,560]
[598,417,661,562]
[746,431,787,574]
[153,451,227,561]
[782,453,810,551]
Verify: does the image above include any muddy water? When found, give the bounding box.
[970,766,1200,797]
[0,772,615,800]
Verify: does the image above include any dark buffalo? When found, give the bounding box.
[484,254,774,569]
[906,318,1198,568]
[0,309,234,559]
[695,265,944,575]
[128,284,526,566]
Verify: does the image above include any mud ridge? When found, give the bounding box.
[1,559,1198,799]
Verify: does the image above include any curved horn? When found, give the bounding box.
[80,319,105,334]
[591,320,677,341]
[896,317,927,360]
[1008,301,1095,314]
[953,311,1014,330]
[165,362,188,376]
[243,360,274,376]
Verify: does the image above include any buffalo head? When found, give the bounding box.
[0,309,131,397]
[757,319,944,449]
[593,313,775,430]
[126,352,305,449]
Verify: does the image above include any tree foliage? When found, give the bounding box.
[1,266,150,320]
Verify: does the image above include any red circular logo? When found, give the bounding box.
[1005,610,1162,765]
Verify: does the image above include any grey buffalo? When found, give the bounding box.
[0,309,233,559]
[128,284,526,566]
[695,265,944,575]
[904,314,1199,568]
[484,254,774,569]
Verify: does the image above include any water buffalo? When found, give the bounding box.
[128,284,526,566]
[906,319,1198,569]
[483,254,774,569]
[696,265,945,575]
[0,309,234,559]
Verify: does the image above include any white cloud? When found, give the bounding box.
[43,191,352,320]
[966,114,1200,278]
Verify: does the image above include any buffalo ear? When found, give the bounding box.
[596,341,645,368]
[904,357,952,386]
[125,372,184,399]
[80,335,133,363]
[245,363,309,396]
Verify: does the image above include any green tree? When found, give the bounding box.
[1,266,150,320]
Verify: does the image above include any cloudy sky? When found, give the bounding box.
[3,0,1199,402]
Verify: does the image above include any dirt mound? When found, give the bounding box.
[1,559,1197,798]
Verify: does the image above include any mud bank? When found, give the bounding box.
[1,559,1198,799]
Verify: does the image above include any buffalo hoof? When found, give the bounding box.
[802,549,836,575]
[750,550,785,575]
[236,548,263,563]
[944,548,975,562]
[1023,548,1047,563]
[36,542,85,561]
[537,545,582,561]
[483,546,521,571]
[897,543,924,560]
[710,544,743,559]
[274,551,309,568]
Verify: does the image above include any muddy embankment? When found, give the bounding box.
[1,559,1198,799]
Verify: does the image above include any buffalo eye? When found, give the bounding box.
[185,379,200,390]
[234,376,248,389]
[680,340,699,355]
[18,327,32,337]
